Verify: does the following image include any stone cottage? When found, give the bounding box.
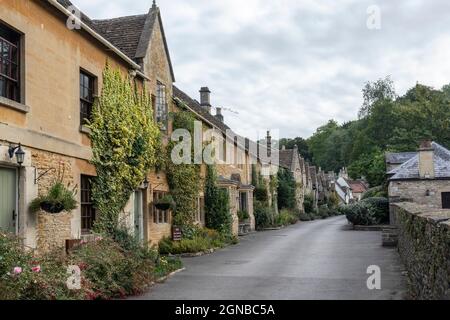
[279,145,305,212]
[388,141,450,209]
[0,0,160,252]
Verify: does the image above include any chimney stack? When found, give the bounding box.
[215,107,224,122]
[267,131,272,157]
[419,140,435,179]
[199,87,211,113]
[281,145,286,151]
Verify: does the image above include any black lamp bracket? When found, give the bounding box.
[34,167,56,185]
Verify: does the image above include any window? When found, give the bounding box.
[153,191,170,224]
[81,175,96,233]
[155,82,167,130]
[195,197,205,224]
[442,192,450,209]
[80,70,95,126]
[0,23,21,102]
[240,192,248,212]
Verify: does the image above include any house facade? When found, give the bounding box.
[388,141,450,210]
[279,145,305,212]
[0,0,157,252]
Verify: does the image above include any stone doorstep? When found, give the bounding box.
[353,225,385,231]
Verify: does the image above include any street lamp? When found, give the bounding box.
[8,143,25,166]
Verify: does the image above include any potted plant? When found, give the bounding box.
[30,182,78,214]
[238,210,250,223]
[154,194,175,211]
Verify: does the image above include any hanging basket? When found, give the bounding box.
[154,195,175,211]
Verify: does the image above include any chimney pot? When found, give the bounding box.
[199,87,211,113]
[215,107,224,122]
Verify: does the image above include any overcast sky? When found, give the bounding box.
[71,0,450,140]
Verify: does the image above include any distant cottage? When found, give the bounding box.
[387,140,450,209]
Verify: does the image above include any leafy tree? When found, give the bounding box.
[359,76,396,118]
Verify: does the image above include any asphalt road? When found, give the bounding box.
[134,216,407,300]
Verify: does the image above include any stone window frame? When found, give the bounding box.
[0,20,29,113]
[79,68,97,131]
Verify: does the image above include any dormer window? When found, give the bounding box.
[0,23,21,103]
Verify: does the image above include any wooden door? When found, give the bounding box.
[0,167,17,233]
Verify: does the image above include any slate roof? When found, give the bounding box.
[279,149,294,170]
[92,15,147,60]
[389,142,450,180]
[173,86,278,164]
[386,152,417,165]
[173,86,230,133]
[54,1,175,80]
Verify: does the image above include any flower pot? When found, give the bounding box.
[40,201,65,214]
[155,202,172,211]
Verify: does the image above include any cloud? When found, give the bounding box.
[71,0,450,139]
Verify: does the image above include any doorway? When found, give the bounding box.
[0,167,17,234]
[442,192,450,209]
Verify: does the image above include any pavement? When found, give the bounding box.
[133,216,407,300]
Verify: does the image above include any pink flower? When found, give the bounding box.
[32,266,41,273]
[95,237,103,242]
[13,267,22,275]
[80,240,87,245]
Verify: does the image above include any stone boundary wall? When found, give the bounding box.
[391,202,450,300]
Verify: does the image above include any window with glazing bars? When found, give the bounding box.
[81,175,96,233]
[156,82,167,129]
[80,71,95,126]
[0,23,21,102]
[153,191,169,224]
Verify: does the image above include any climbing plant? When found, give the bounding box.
[277,168,296,210]
[204,165,232,236]
[88,64,160,235]
[165,110,201,228]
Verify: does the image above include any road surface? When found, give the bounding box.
[134,216,407,300]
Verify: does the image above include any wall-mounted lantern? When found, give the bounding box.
[8,143,25,166]
[143,177,149,189]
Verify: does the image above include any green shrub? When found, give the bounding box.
[299,212,312,221]
[29,182,77,214]
[277,209,299,226]
[304,194,315,214]
[254,201,273,229]
[361,186,387,200]
[342,197,389,226]
[205,166,232,236]
[0,231,181,300]
[254,187,268,202]
[238,210,250,222]
[158,227,235,255]
[318,205,330,219]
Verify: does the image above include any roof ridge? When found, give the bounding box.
[92,14,147,22]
